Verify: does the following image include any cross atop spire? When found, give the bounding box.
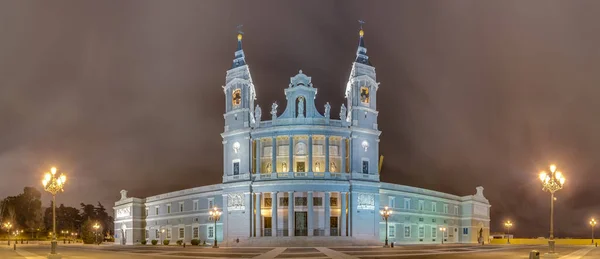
[355,20,370,65]
[232,24,247,69]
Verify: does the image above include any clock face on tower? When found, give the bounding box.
[232,89,242,106]
[360,86,370,104]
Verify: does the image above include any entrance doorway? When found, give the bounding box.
[296,162,305,172]
[295,212,307,236]
[330,217,339,236]
[264,217,272,236]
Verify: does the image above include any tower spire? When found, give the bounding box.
[355,20,370,65]
[232,25,246,68]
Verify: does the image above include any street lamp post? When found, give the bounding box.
[439,227,447,244]
[3,222,12,246]
[590,218,597,245]
[504,221,513,244]
[539,164,565,255]
[42,167,67,258]
[208,207,222,248]
[380,206,392,247]
[93,223,100,245]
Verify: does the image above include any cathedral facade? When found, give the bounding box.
[113,28,491,246]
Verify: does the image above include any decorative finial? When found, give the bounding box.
[236,24,244,41]
[358,20,365,37]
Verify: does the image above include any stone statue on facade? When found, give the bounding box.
[254,104,262,125]
[324,102,331,119]
[266,163,272,173]
[339,104,347,121]
[330,162,337,172]
[271,102,278,120]
[297,97,305,118]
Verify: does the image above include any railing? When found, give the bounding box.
[351,172,380,181]
[264,228,272,237]
[295,229,308,236]
[253,172,350,181]
[313,229,325,236]
[330,228,339,236]
[281,229,289,237]
[223,174,250,182]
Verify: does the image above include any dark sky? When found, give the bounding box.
[1,0,599,238]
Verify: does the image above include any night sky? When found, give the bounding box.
[1,1,599,238]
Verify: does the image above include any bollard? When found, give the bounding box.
[391,242,394,248]
[529,250,540,259]
[183,243,186,248]
[13,244,16,250]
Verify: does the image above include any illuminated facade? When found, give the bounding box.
[113,28,491,246]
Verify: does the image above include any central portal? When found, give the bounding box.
[295,212,307,236]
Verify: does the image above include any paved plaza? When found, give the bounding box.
[0,244,598,259]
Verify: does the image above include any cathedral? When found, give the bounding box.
[113,27,491,246]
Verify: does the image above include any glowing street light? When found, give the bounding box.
[439,227,447,244]
[590,218,597,244]
[539,164,565,255]
[208,207,222,248]
[3,222,12,246]
[93,223,100,245]
[380,206,392,247]
[504,221,513,244]
[42,166,67,257]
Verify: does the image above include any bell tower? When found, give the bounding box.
[344,22,381,177]
[222,29,255,182]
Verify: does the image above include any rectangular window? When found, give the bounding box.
[263,146,272,157]
[193,227,199,238]
[432,219,436,223]
[166,228,171,239]
[179,202,184,212]
[208,226,214,239]
[418,226,425,238]
[463,228,469,235]
[418,200,424,211]
[404,226,411,238]
[404,198,411,210]
[278,145,288,156]
[145,208,149,216]
[264,198,272,208]
[155,207,159,215]
[179,228,184,239]
[362,160,369,174]
[155,229,159,239]
[145,230,149,239]
[388,197,395,208]
[313,197,323,206]
[389,225,395,237]
[280,197,289,206]
[313,144,324,155]
[444,229,448,238]
[193,200,198,211]
[432,227,437,238]
[329,146,339,156]
[443,204,448,214]
[432,202,437,212]
[295,197,307,206]
[330,197,338,207]
[419,217,424,222]
[208,198,214,209]
[233,162,240,175]
[454,206,459,215]
[167,204,171,214]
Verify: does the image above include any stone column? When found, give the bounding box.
[340,192,347,236]
[340,137,346,174]
[324,192,330,236]
[271,137,277,174]
[288,136,293,174]
[271,192,278,237]
[256,139,261,174]
[308,135,313,172]
[307,191,314,236]
[288,192,294,236]
[255,193,262,237]
[325,136,330,172]
[245,192,252,237]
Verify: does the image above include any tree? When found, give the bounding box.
[81,219,102,244]
[43,202,82,237]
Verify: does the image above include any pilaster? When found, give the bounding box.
[288,135,293,173]
[271,137,276,173]
[324,192,331,236]
[341,137,346,173]
[288,192,294,236]
[325,136,330,172]
[271,192,278,237]
[340,191,347,236]
[308,135,313,172]
[256,138,261,174]
[307,191,314,236]
[255,193,262,237]
[245,192,252,237]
